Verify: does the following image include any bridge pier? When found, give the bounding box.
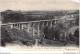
[32,23,35,36]
[37,22,40,36]
[10,24,13,29]
[28,23,30,32]
[50,21,53,26]
[46,21,48,26]
[18,24,20,30]
[21,24,23,29]
[55,20,57,24]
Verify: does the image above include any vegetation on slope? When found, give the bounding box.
[1,26,35,46]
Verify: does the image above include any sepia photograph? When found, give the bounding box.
[0,0,79,51]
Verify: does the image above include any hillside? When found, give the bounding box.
[1,10,79,23]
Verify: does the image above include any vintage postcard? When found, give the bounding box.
[0,0,79,51]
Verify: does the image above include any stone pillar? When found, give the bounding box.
[50,21,53,26]
[17,24,18,29]
[35,39,38,46]
[42,22,44,35]
[46,21,48,26]
[10,24,13,29]
[32,23,35,36]
[18,24,20,30]
[37,22,40,36]
[14,24,16,28]
[22,24,23,29]
[28,23,29,32]
[19,24,21,29]
[42,22,44,27]
[55,20,57,24]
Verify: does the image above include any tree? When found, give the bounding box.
[1,11,23,23]
[74,28,79,45]
[44,23,63,40]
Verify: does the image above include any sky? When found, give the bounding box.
[0,0,79,11]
